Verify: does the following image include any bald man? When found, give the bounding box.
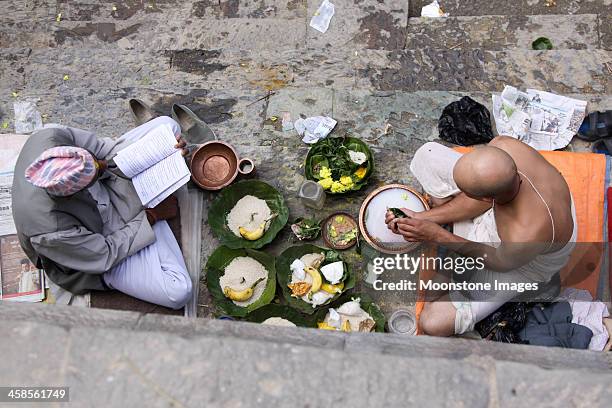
[386,136,577,336]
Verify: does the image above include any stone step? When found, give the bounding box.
[4,12,609,52]
[1,0,411,51]
[408,0,612,17]
[2,46,610,96]
[4,314,611,407]
[1,85,609,152]
[1,302,611,372]
[406,14,602,50]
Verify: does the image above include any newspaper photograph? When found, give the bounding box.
[0,134,45,302]
[492,85,587,150]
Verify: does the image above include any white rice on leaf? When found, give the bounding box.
[219,256,268,307]
[261,317,297,327]
[226,195,272,237]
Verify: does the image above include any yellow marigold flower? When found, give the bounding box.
[318,177,333,190]
[330,181,346,193]
[319,166,332,179]
[354,166,367,179]
[340,176,353,186]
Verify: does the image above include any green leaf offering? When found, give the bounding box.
[205,246,277,317]
[290,217,321,241]
[244,304,316,327]
[324,292,386,333]
[208,180,289,249]
[305,136,374,194]
[276,244,355,314]
[388,208,408,218]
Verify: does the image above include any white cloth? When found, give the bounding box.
[97,117,191,309]
[558,288,610,351]
[410,142,577,334]
[103,220,192,309]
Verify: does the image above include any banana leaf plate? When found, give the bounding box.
[208,180,289,249]
[304,136,374,194]
[276,244,355,314]
[244,304,316,327]
[206,246,276,317]
[324,292,386,333]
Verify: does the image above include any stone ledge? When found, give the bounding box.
[1,316,611,407]
[1,302,610,372]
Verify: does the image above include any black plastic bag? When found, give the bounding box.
[438,96,494,146]
[475,302,529,343]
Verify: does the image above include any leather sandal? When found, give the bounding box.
[171,104,217,145]
[129,99,157,126]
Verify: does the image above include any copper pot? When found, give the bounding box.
[190,141,255,190]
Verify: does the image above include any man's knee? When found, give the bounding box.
[419,302,456,337]
[164,270,193,309]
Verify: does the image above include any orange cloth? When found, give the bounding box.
[415,148,607,332]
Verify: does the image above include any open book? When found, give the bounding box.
[114,124,191,208]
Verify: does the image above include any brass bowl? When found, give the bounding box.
[358,184,430,254]
[190,141,254,190]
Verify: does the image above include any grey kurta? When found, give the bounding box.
[12,126,155,294]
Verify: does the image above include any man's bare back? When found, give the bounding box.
[489,137,573,250]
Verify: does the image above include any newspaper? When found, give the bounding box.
[0,134,45,302]
[492,85,587,150]
[294,116,337,144]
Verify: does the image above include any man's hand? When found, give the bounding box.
[387,216,448,242]
[385,208,429,234]
[175,137,189,156]
[385,208,424,225]
[145,195,178,225]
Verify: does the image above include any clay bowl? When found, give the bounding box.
[190,141,254,190]
[322,212,358,250]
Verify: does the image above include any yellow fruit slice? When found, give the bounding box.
[320,282,344,294]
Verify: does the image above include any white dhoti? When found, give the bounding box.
[410,142,577,334]
[103,220,192,309]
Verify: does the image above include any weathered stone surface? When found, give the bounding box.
[600,13,612,50]
[406,14,600,50]
[3,302,611,373]
[357,49,612,93]
[496,361,612,407]
[0,320,69,386]
[1,315,610,407]
[408,0,612,17]
[307,0,409,50]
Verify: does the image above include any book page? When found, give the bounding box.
[114,124,178,178]
[132,150,190,208]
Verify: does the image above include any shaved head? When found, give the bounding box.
[453,146,518,199]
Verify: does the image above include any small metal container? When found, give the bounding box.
[298,180,326,209]
[388,309,417,335]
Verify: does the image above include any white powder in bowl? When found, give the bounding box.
[219,256,268,306]
[226,195,272,237]
[261,317,297,327]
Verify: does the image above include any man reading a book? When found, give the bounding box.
[12,116,193,309]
